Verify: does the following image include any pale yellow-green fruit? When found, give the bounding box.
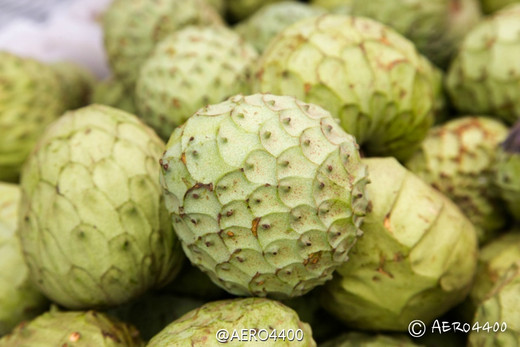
[18,105,184,309]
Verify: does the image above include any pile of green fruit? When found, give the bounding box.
[2,0,520,345]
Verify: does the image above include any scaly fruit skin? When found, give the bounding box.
[0,309,144,347]
[446,5,520,124]
[405,116,508,244]
[352,0,482,68]
[50,61,95,110]
[323,158,478,331]
[234,2,326,54]
[160,93,369,298]
[494,121,520,220]
[0,183,47,336]
[147,298,316,346]
[253,15,437,161]
[321,332,422,347]
[91,77,137,115]
[0,52,67,182]
[136,26,258,140]
[469,231,520,310]
[102,0,222,89]
[226,0,285,21]
[468,262,520,346]
[481,0,520,13]
[18,104,184,309]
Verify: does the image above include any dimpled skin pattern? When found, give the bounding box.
[406,116,509,244]
[234,2,326,54]
[147,298,316,347]
[160,94,369,298]
[446,5,520,125]
[102,0,223,89]
[136,26,258,140]
[18,105,183,309]
[351,0,482,68]
[253,15,436,161]
[0,310,144,347]
[0,52,66,182]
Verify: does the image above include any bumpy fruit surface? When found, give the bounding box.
[0,309,143,347]
[51,61,94,110]
[147,298,316,346]
[234,2,326,53]
[0,183,47,336]
[352,0,481,68]
[136,26,258,140]
[18,104,183,309]
[226,0,285,20]
[91,77,137,114]
[446,5,520,124]
[0,52,67,182]
[102,0,222,88]
[481,0,520,13]
[406,116,508,243]
[323,158,478,331]
[469,231,520,309]
[494,121,520,220]
[468,262,520,346]
[321,332,421,347]
[160,94,369,298]
[253,15,437,161]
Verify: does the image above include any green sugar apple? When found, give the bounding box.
[102,0,223,89]
[469,231,520,309]
[91,76,137,115]
[321,332,423,347]
[446,4,520,124]
[0,52,67,182]
[18,104,184,309]
[147,297,316,346]
[481,0,520,13]
[50,61,95,111]
[405,116,509,244]
[468,262,520,346]
[136,26,258,140]
[494,121,520,220]
[234,2,326,54]
[351,0,482,68]
[253,14,438,161]
[0,183,47,336]
[0,309,143,347]
[322,157,478,331]
[226,0,286,21]
[160,93,369,298]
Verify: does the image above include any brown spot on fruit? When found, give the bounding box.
[69,332,81,342]
[251,217,260,238]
